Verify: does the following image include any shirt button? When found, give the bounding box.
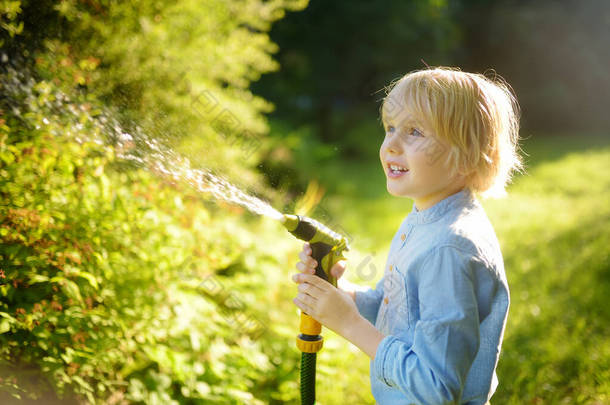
[389,265,393,272]
[384,297,389,305]
[401,233,406,241]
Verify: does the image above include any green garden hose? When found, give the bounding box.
[300,352,317,405]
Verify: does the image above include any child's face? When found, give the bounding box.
[380,91,466,210]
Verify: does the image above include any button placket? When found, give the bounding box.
[377,263,393,331]
[378,224,412,332]
[399,225,414,250]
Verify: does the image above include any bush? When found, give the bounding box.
[0,66,305,403]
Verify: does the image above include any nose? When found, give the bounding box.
[381,132,403,156]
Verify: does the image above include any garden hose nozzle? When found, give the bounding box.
[281,214,349,405]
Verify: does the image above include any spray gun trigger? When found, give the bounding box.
[331,239,348,258]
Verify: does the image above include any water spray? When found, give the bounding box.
[280,214,349,405]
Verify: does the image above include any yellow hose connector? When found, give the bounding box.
[300,313,321,335]
[296,313,324,353]
[296,336,324,353]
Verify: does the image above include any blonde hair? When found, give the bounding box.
[381,67,524,198]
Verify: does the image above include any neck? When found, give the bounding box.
[414,185,467,211]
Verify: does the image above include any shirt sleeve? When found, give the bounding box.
[372,245,481,404]
[354,275,385,325]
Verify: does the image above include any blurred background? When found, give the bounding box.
[1,0,608,403]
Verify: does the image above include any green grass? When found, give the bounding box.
[304,134,610,404]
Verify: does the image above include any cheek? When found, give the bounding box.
[404,142,426,165]
[409,139,449,169]
[379,138,388,162]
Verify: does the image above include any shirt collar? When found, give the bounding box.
[405,188,476,225]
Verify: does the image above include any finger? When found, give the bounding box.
[296,261,315,275]
[292,273,329,290]
[303,242,311,255]
[296,279,325,297]
[298,282,319,296]
[296,292,316,306]
[298,251,317,268]
[330,260,347,279]
[293,296,312,314]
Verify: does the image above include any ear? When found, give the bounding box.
[452,164,473,189]
[452,158,472,177]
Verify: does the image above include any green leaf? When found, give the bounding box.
[63,279,83,303]
[0,151,15,165]
[0,318,11,334]
[28,274,49,284]
[75,270,99,290]
[0,311,17,321]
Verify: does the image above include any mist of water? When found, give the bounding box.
[115,132,284,221]
[1,64,284,222]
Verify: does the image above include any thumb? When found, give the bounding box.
[330,259,347,279]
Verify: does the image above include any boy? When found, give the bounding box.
[291,67,523,404]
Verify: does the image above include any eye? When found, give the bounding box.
[385,125,396,134]
[408,128,424,138]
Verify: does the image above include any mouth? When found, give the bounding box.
[386,162,409,178]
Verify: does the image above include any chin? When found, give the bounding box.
[386,186,409,198]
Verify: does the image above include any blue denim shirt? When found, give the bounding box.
[355,189,509,404]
